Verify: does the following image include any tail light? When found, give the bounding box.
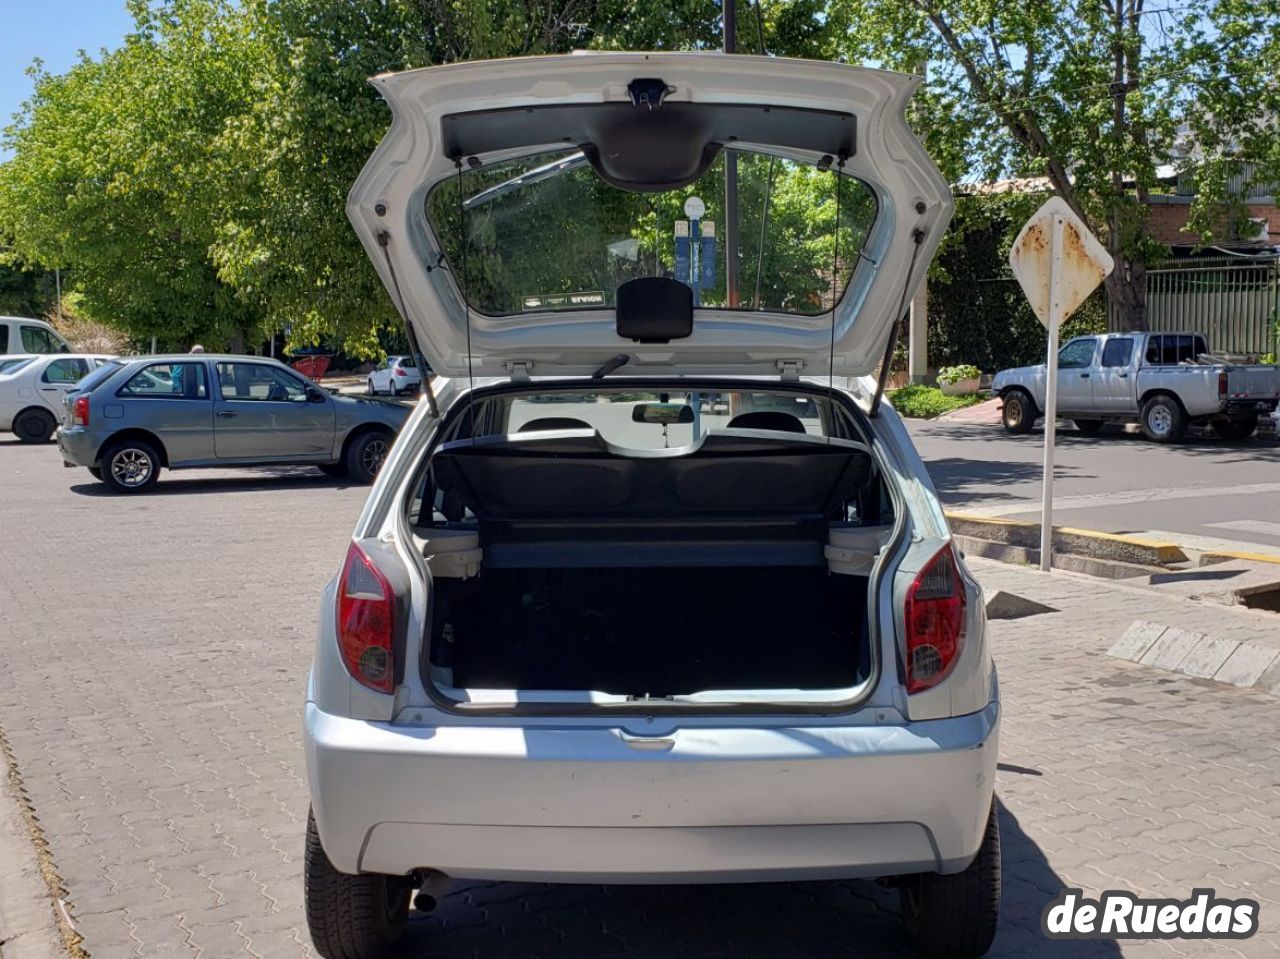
[336,542,395,693]
[904,544,967,694]
[1218,371,1228,401]
[72,394,90,427]
[394,367,407,377]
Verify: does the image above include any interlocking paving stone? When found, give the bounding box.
[2,441,1280,956]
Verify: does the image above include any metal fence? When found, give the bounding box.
[1108,255,1279,356]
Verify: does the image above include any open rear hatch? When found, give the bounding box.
[347,51,952,381]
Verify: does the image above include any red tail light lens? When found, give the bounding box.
[72,395,89,427]
[904,544,967,694]
[1218,371,1228,400]
[394,368,407,377]
[336,542,395,693]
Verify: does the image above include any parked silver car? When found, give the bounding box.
[56,354,409,492]
[993,331,1280,442]
[304,52,1000,959]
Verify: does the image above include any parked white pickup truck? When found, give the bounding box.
[992,331,1280,442]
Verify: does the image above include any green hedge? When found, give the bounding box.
[927,199,1106,373]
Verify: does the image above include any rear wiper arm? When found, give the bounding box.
[593,354,631,379]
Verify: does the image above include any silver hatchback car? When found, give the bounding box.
[304,52,1000,959]
[57,354,409,492]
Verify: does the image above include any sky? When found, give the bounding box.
[0,1,135,160]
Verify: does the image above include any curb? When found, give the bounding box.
[1202,549,1280,567]
[946,512,1188,567]
[1110,620,1280,697]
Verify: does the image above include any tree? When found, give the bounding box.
[0,0,270,349]
[208,0,612,355]
[831,0,1278,330]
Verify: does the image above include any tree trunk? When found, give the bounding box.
[1104,254,1148,332]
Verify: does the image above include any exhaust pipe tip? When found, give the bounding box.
[413,891,437,913]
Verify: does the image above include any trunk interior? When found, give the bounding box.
[431,565,870,697]
[415,428,891,703]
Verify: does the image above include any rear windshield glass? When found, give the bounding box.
[73,360,122,393]
[0,356,36,375]
[425,149,877,317]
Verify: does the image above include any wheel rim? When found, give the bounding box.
[1006,397,1023,426]
[1148,404,1172,436]
[361,439,389,475]
[110,448,153,487]
[20,416,47,439]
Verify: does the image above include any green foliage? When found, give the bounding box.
[0,0,268,349]
[887,384,985,418]
[935,364,980,385]
[828,0,1278,329]
[928,196,1107,372]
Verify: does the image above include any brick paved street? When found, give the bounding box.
[2,436,1280,958]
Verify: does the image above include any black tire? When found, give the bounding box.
[13,408,56,444]
[318,463,349,479]
[900,801,1001,959]
[88,467,103,480]
[305,809,410,959]
[99,437,161,493]
[367,378,378,396]
[1074,419,1105,435]
[346,430,392,484]
[1140,393,1186,443]
[1000,390,1035,434]
[1212,415,1257,441]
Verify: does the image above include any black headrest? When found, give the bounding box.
[517,417,593,433]
[616,277,693,343]
[726,411,807,434]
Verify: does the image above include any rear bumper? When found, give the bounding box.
[56,427,101,467]
[305,701,999,881]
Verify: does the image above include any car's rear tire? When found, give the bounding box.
[305,809,411,959]
[367,377,377,396]
[100,438,161,493]
[1000,390,1035,434]
[1140,393,1186,442]
[1212,415,1257,441]
[346,430,391,484]
[899,801,1001,959]
[13,408,56,444]
[88,467,103,480]
[1074,419,1105,435]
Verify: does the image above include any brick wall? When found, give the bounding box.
[1146,197,1279,247]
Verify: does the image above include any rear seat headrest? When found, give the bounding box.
[726,411,806,434]
[517,417,593,433]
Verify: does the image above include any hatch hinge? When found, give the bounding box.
[777,359,803,382]
[506,360,533,383]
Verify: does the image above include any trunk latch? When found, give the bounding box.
[505,360,533,383]
[777,360,802,382]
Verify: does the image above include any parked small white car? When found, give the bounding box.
[367,355,423,396]
[0,353,114,442]
[304,52,1000,959]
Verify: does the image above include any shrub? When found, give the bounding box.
[888,384,985,418]
[936,364,982,385]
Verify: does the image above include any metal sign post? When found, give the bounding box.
[1038,214,1065,571]
[1010,197,1115,572]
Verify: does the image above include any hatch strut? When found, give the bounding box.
[377,231,440,419]
[869,228,926,418]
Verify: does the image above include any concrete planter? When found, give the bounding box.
[939,377,981,396]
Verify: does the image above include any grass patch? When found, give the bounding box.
[887,384,986,418]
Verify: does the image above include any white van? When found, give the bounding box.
[0,316,72,355]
